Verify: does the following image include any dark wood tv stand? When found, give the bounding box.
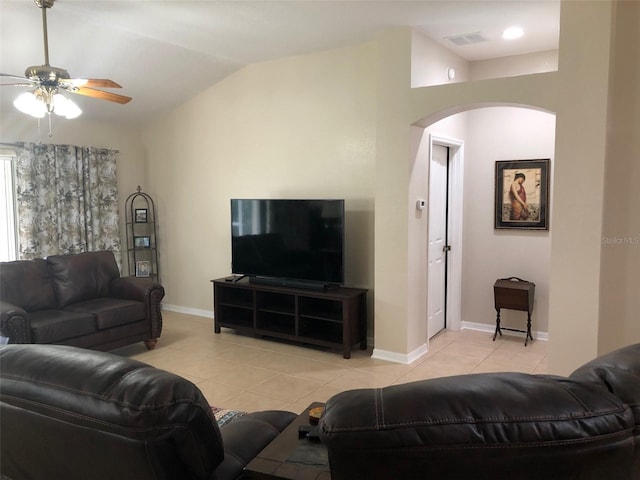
[211,277,367,359]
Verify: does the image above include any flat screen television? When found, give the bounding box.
[231,199,344,288]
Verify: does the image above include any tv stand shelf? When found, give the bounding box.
[211,277,367,359]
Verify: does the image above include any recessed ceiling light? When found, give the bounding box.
[503,26,524,40]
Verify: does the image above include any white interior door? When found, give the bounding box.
[427,144,449,338]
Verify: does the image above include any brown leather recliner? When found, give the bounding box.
[0,250,164,351]
[0,344,297,480]
[320,343,640,479]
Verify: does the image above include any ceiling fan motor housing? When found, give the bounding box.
[25,65,70,85]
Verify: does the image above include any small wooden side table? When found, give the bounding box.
[493,277,535,346]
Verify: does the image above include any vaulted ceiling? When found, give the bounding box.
[0,1,560,124]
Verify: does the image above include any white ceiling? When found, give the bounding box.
[0,0,560,124]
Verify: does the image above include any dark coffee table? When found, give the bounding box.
[245,402,331,479]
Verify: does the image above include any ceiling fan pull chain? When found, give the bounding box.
[47,113,53,137]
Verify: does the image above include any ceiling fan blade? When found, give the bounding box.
[0,83,34,87]
[72,86,132,104]
[0,73,35,83]
[63,78,123,89]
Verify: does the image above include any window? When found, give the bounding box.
[0,152,17,262]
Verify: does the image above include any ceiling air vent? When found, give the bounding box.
[445,32,487,46]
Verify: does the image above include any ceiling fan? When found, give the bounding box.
[1,0,131,125]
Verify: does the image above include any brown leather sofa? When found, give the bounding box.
[0,344,297,480]
[0,250,164,351]
[320,343,640,479]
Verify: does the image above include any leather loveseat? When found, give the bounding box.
[0,250,164,351]
[0,344,297,480]
[320,343,640,479]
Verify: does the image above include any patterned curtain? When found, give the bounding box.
[14,142,121,263]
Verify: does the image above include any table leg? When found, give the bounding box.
[493,308,502,341]
[525,312,533,346]
[359,293,367,350]
[342,302,351,359]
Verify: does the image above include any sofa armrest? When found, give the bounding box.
[110,276,162,302]
[215,410,298,480]
[570,343,640,427]
[110,277,165,339]
[0,300,32,343]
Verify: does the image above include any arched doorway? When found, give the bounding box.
[416,106,556,347]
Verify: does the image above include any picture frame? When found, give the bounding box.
[134,208,148,223]
[135,260,151,278]
[495,159,550,230]
[134,236,151,248]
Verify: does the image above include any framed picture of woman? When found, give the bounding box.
[495,159,550,230]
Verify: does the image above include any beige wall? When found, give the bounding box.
[546,0,613,373]
[411,30,470,88]
[470,50,558,81]
[141,43,377,316]
[599,0,640,354]
[372,28,414,359]
[462,107,555,334]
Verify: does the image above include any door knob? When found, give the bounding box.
[443,245,451,252]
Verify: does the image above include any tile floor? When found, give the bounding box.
[114,310,548,415]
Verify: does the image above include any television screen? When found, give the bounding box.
[231,199,344,286]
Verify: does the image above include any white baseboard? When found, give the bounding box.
[460,321,549,341]
[162,303,213,319]
[370,322,548,365]
[372,342,429,364]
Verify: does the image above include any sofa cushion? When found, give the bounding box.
[65,297,145,330]
[29,310,97,343]
[320,372,636,480]
[47,251,120,308]
[0,258,57,311]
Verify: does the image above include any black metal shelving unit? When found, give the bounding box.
[125,186,159,282]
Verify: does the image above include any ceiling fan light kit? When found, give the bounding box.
[13,91,47,118]
[1,0,131,134]
[14,90,81,119]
